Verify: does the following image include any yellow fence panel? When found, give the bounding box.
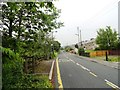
[90,50,109,57]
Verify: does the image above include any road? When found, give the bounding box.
[55,51,119,89]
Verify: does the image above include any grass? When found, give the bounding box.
[54,51,58,58]
[32,60,53,88]
[85,50,94,53]
[31,75,53,88]
[35,60,52,73]
[91,55,120,62]
[29,53,58,88]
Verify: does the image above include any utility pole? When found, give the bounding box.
[77,27,80,45]
[80,29,82,46]
[76,27,82,47]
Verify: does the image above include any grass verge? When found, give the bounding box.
[31,75,53,88]
[91,55,120,62]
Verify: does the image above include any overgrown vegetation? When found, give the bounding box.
[1,2,63,89]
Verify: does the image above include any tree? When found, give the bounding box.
[1,2,63,88]
[118,36,120,49]
[75,44,78,48]
[96,26,118,50]
[2,2,63,57]
[52,41,61,52]
[64,46,73,52]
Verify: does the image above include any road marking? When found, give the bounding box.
[56,58,63,89]
[80,65,87,70]
[84,68,90,72]
[70,59,73,62]
[89,72,97,77]
[71,60,75,63]
[105,79,120,89]
[76,63,80,66]
[67,60,70,62]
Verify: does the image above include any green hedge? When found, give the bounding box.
[1,46,24,88]
[1,46,53,88]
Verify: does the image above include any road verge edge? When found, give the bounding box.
[56,57,63,89]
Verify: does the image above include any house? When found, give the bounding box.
[79,38,98,50]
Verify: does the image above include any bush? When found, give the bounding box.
[20,75,53,88]
[1,46,24,88]
[1,46,53,88]
[94,47,101,51]
[78,48,85,55]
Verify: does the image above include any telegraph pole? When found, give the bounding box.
[77,27,80,45]
[80,29,82,46]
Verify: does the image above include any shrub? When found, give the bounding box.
[1,46,53,88]
[78,48,85,55]
[1,46,24,88]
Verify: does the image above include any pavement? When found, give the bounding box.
[54,52,120,89]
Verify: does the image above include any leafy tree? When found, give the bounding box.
[75,44,78,48]
[1,2,63,88]
[2,2,63,57]
[96,26,118,50]
[64,46,73,52]
[52,40,61,52]
[1,46,24,88]
[117,36,120,49]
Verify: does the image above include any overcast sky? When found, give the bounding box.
[53,0,119,46]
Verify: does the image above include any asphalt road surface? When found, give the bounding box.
[56,51,119,89]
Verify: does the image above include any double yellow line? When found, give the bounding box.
[56,57,63,89]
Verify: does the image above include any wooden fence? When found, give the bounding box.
[109,50,120,55]
[89,50,120,57]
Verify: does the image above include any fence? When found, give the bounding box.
[89,50,120,57]
[90,50,109,57]
[109,50,120,55]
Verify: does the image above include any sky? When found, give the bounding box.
[53,0,119,47]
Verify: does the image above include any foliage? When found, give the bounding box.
[91,55,120,62]
[52,40,61,52]
[75,44,78,48]
[85,50,94,53]
[78,48,85,55]
[1,2,63,89]
[96,26,118,50]
[94,47,101,51]
[108,57,120,62]
[64,46,73,52]
[2,2,63,58]
[117,36,120,50]
[1,46,24,88]
[21,75,53,88]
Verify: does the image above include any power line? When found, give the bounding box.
[85,0,119,25]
